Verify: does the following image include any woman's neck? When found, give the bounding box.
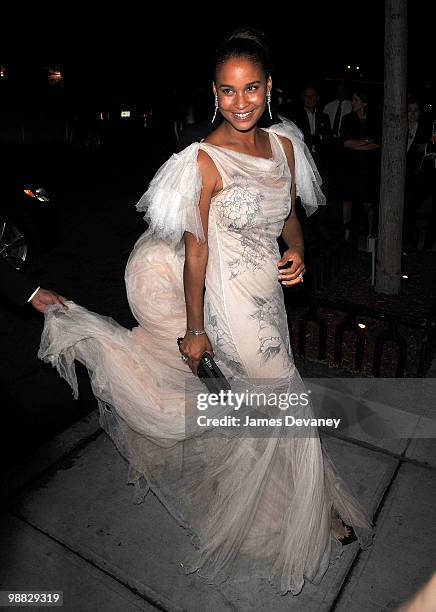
[221,121,260,146]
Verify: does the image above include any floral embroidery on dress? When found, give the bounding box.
[214,174,281,280]
[215,174,265,231]
[228,230,277,280]
[250,292,290,366]
[204,301,246,377]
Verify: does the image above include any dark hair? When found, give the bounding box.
[302,83,320,95]
[214,27,273,80]
[353,87,372,105]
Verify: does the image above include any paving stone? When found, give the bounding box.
[0,511,158,612]
[7,433,398,611]
[335,462,436,611]
[1,412,101,501]
[307,378,436,457]
[405,438,436,469]
[217,436,398,611]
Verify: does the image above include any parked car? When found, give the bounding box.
[0,159,60,271]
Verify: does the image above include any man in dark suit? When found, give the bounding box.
[293,85,332,171]
[404,102,435,251]
[0,258,66,313]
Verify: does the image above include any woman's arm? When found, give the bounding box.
[276,136,306,286]
[180,149,219,374]
[345,138,380,150]
[345,112,381,149]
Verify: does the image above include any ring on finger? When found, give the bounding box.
[298,273,304,283]
[180,354,189,362]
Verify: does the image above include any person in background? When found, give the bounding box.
[323,83,352,138]
[0,258,66,313]
[323,83,353,201]
[422,173,436,252]
[403,100,434,252]
[421,116,436,252]
[293,84,331,172]
[403,99,435,254]
[272,79,295,120]
[339,88,381,240]
[176,88,218,151]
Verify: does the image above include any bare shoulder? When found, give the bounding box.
[197,148,220,193]
[275,134,295,173]
[197,147,215,170]
[276,134,295,160]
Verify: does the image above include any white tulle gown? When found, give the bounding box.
[38,118,373,596]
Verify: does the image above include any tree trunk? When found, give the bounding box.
[375,0,408,294]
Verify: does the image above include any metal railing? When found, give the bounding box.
[290,294,435,377]
[286,224,436,377]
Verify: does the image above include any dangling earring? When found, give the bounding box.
[211,93,219,123]
[266,90,272,120]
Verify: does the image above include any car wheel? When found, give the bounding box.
[0,217,37,271]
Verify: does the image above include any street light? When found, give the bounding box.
[47,66,63,85]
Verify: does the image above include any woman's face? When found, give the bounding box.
[213,57,271,131]
[352,94,367,114]
[408,103,420,123]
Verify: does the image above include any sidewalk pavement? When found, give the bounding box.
[1,367,435,612]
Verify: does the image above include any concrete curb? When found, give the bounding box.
[1,410,102,501]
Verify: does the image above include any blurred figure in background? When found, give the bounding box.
[403,100,434,252]
[324,83,352,204]
[272,79,295,120]
[339,88,381,241]
[176,87,217,151]
[293,84,331,174]
[323,83,352,138]
[421,127,436,252]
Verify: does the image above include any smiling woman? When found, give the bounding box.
[211,59,272,149]
[38,26,373,598]
[214,33,272,126]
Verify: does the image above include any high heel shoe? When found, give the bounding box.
[336,520,358,546]
[331,518,358,546]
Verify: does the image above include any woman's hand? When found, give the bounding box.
[345,138,379,151]
[179,333,214,376]
[343,138,357,148]
[277,247,306,286]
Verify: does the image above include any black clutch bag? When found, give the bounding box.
[177,338,231,394]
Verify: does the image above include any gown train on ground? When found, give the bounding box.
[39,120,373,596]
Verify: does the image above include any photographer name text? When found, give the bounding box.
[197,415,341,429]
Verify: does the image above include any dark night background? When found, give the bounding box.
[0,3,433,104]
[0,2,434,462]
[0,7,435,610]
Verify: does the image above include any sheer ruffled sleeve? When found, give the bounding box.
[135,142,205,244]
[266,115,327,217]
